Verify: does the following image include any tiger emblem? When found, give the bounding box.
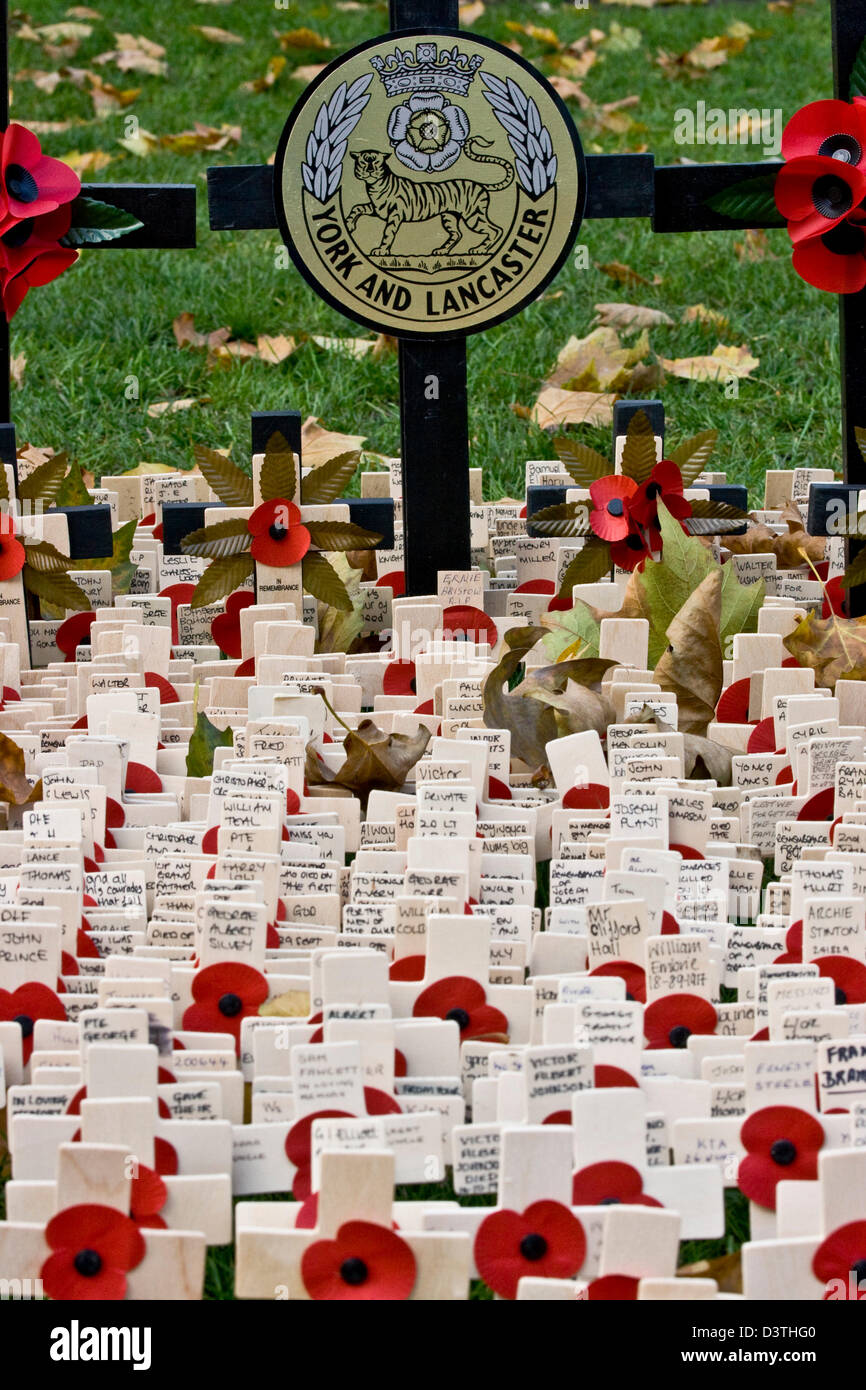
[345,140,515,257]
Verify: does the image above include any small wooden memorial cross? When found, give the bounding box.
[207,0,866,599]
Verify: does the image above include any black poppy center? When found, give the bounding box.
[625,991,635,1002]
[269,523,288,542]
[851,1258,866,1285]
[339,1257,368,1286]
[1,217,33,248]
[74,1248,103,1277]
[14,1013,33,1038]
[519,1233,548,1261]
[446,1007,471,1031]
[812,173,854,218]
[770,1138,797,1166]
[822,220,866,255]
[599,1196,621,1206]
[218,992,243,1018]
[6,164,38,204]
[626,534,645,552]
[818,132,862,164]
[836,985,848,1006]
[607,498,625,518]
[668,1024,691,1048]
[645,481,662,500]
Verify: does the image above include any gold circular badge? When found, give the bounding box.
[274,29,585,338]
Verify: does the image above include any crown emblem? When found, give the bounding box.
[370,43,484,99]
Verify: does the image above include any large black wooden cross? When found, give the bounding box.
[207,0,863,598]
[0,1,196,475]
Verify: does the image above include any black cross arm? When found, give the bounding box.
[79,183,197,249]
[207,156,780,235]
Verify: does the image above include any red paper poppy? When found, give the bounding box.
[487,776,512,800]
[628,460,691,526]
[572,1160,662,1207]
[594,1064,639,1088]
[412,975,508,1041]
[383,660,416,696]
[589,475,638,542]
[182,962,269,1053]
[643,993,717,1050]
[792,220,866,294]
[441,604,498,649]
[775,156,866,243]
[813,1220,866,1299]
[248,499,310,568]
[125,762,163,794]
[738,1105,824,1209]
[474,1200,586,1299]
[609,523,653,572]
[822,575,846,618]
[660,911,680,936]
[40,1203,145,1301]
[669,842,705,861]
[378,570,405,597]
[154,1137,179,1177]
[0,981,66,1063]
[301,1220,416,1301]
[158,583,197,646]
[389,954,426,981]
[747,717,778,754]
[587,1274,640,1300]
[782,99,866,167]
[0,512,24,581]
[715,677,751,725]
[0,124,80,223]
[363,1085,402,1115]
[285,1108,354,1201]
[144,672,179,704]
[513,578,555,595]
[813,954,866,1005]
[0,204,70,275]
[1,242,78,319]
[211,589,255,659]
[589,960,646,1004]
[786,920,803,956]
[797,787,835,822]
[562,783,609,810]
[55,609,97,661]
[130,1164,168,1230]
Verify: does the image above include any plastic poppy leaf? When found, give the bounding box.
[186,710,233,778]
[619,411,657,485]
[55,459,93,507]
[482,634,558,773]
[73,519,139,599]
[259,431,297,503]
[305,520,383,552]
[62,196,144,245]
[17,452,68,507]
[306,714,430,803]
[23,566,91,614]
[180,518,251,560]
[668,428,718,487]
[705,172,783,224]
[192,444,253,508]
[303,551,353,612]
[528,502,590,538]
[653,570,724,735]
[0,731,42,805]
[553,541,612,600]
[687,498,751,523]
[784,609,866,689]
[301,449,361,506]
[551,437,610,487]
[22,540,71,573]
[190,553,255,610]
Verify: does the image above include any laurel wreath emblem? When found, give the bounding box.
[302,74,374,202]
[480,72,557,198]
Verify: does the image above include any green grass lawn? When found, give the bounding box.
[11,0,838,503]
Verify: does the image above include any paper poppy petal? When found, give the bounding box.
[782,100,866,164]
[644,993,717,1049]
[594,1065,639,1088]
[792,233,866,294]
[474,1201,586,1299]
[441,605,498,648]
[389,954,426,981]
[589,961,646,1004]
[383,660,416,695]
[572,1161,646,1205]
[813,1221,866,1287]
[40,1250,129,1301]
[301,1221,416,1300]
[813,954,866,1005]
[588,1274,640,1300]
[45,1203,145,1270]
[190,962,269,1008]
